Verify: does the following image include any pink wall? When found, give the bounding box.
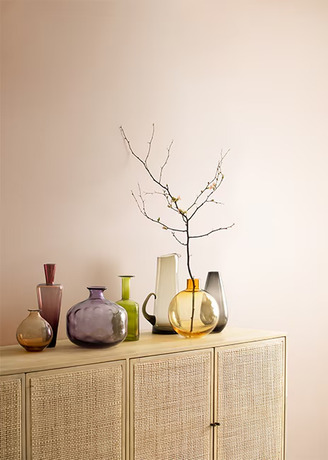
[1,1,328,459]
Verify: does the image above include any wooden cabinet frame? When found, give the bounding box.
[0,373,25,460]
[0,328,286,460]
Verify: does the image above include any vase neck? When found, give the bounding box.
[186,278,200,291]
[87,286,106,300]
[120,276,133,300]
[28,309,41,318]
[44,263,56,285]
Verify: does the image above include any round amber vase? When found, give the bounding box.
[168,279,219,338]
[16,309,53,352]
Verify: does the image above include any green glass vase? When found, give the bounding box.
[116,276,139,341]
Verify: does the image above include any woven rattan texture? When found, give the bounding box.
[29,362,124,460]
[0,377,22,460]
[216,338,285,460]
[132,349,212,460]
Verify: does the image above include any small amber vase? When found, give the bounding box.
[16,309,53,352]
[168,279,219,338]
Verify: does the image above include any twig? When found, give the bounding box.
[172,232,187,246]
[159,140,173,182]
[145,124,155,165]
[131,188,185,233]
[190,223,235,239]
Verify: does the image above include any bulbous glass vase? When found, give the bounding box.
[16,309,53,352]
[168,279,219,338]
[66,286,127,348]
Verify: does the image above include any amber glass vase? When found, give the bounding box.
[168,279,219,338]
[16,309,53,351]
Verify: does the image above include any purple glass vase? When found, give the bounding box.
[66,286,127,348]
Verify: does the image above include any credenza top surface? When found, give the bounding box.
[0,327,286,376]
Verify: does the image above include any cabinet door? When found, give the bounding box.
[215,338,286,460]
[26,360,126,460]
[0,374,25,460]
[130,349,213,460]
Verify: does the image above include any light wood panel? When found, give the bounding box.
[26,361,125,460]
[130,349,213,460]
[215,338,286,460]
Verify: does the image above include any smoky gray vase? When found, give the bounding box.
[204,271,228,333]
[66,286,127,348]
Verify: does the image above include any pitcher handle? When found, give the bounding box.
[142,293,156,326]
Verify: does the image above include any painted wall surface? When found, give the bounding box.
[1,1,327,459]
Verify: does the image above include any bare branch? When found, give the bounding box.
[171,232,187,246]
[120,125,164,191]
[190,223,235,239]
[159,140,173,182]
[145,123,155,165]
[188,172,225,219]
[131,186,185,234]
[143,189,182,216]
[186,149,230,216]
[120,124,234,319]
[120,126,179,212]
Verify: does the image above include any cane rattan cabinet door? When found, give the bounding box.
[130,348,213,460]
[215,338,286,460]
[0,374,25,460]
[26,360,126,460]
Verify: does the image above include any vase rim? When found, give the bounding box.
[87,286,107,291]
[186,278,200,290]
[118,275,135,278]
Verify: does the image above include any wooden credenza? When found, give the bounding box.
[0,328,286,460]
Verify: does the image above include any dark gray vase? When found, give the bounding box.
[204,272,228,333]
[66,286,127,348]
